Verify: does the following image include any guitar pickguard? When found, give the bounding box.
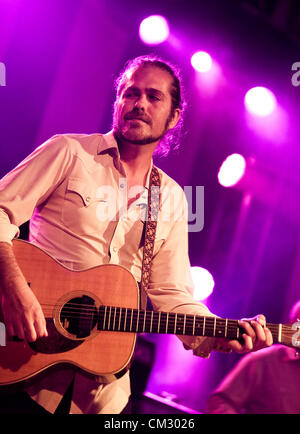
[29,319,83,354]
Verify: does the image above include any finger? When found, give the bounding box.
[34,318,48,339]
[228,334,253,353]
[250,320,267,343]
[6,322,16,339]
[24,322,37,342]
[251,321,273,348]
[256,314,266,327]
[265,327,273,346]
[238,320,256,341]
[13,321,26,341]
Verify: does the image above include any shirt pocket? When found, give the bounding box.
[139,218,169,256]
[61,177,109,235]
[153,222,169,256]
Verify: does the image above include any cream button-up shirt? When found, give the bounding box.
[0,132,218,413]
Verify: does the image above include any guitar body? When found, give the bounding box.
[1,241,299,386]
[0,240,138,385]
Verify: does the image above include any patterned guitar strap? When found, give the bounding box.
[139,166,161,309]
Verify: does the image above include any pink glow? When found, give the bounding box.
[218,153,246,187]
[244,86,277,117]
[191,266,215,301]
[139,15,170,45]
[191,51,212,73]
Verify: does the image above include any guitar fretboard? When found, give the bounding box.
[97,306,282,342]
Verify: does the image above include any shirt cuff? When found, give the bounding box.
[0,210,20,245]
[183,337,232,358]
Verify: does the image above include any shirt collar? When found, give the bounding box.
[97,130,119,156]
[97,130,154,190]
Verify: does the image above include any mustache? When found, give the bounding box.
[124,111,152,125]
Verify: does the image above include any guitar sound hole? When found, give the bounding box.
[60,295,98,339]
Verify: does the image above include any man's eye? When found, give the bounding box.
[149,95,160,101]
[124,92,134,98]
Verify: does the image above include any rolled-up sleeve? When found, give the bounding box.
[0,135,72,244]
[0,209,20,244]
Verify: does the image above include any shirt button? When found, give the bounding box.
[86,196,91,202]
[112,247,117,252]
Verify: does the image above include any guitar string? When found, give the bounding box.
[38,303,290,330]
[37,301,296,335]
[41,307,290,331]
[34,299,294,339]
[37,305,293,337]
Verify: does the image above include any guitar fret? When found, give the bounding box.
[203,317,206,336]
[174,313,177,334]
[165,313,169,333]
[103,306,107,330]
[143,310,146,332]
[108,307,112,330]
[193,316,196,336]
[118,308,122,331]
[124,308,128,331]
[225,318,228,338]
[150,311,154,333]
[112,307,116,331]
[183,315,186,335]
[278,323,282,343]
[213,317,216,336]
[136,310,140,332]
[157,312,161,333]
[130,310,133,332]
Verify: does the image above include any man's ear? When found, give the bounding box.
[167,108,181,130]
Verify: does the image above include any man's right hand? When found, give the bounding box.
[0,242,48,342]
[1,280,48,342]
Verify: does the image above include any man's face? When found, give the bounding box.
[113,65,180,145]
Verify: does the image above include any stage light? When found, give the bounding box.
[191,51,212,73]
[218,153,246,188]
[191,266,215,301]
[139,15,170,45]
[244,86,277,117]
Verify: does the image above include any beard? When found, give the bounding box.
[113,111,172,146]
[113,126,167,145]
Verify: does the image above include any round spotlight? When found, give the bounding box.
[218,153,246,188]
[244,86,277,117]
[191,266,215,301]
[191,51,212,73]
[139,15,170,45]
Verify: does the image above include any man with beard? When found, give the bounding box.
[0,56,272,414]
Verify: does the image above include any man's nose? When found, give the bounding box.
[134,94,147,110]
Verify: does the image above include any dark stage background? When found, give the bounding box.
[1,0,300,413]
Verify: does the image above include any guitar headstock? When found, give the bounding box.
[281,321,300,349]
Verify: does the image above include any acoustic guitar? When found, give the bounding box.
[0,240,299,385]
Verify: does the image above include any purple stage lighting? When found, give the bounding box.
[191,266,215,301]
[191,51,212,73]
[244,86,277,117]
[139,15,170,45]
[218,153,246,188]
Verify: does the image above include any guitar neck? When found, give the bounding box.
[98,306,284,343]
